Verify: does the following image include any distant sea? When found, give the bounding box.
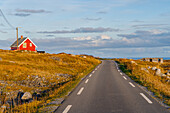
[126,57,170,60]
[105,57,170,60]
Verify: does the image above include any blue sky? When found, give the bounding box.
[0,0,170,58]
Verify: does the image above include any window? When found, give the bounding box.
[30,43,32,47]
[23,43,27,48]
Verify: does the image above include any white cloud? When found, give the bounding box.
[100,35,111,40]
[73,36,92,41]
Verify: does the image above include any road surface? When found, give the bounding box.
[55,60,169,113]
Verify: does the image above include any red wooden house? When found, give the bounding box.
[10,36,37,51]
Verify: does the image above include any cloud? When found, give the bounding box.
[0,30,7,33]
[14,13,31,17]
[84,18,102,21]
[15,9,51,13]
[130,20,144,23]
[117,30,170,47]
[97,11,107,14]
[132,24,168,29]
[37,27,119,34]
[0,23,5,26]
[73,36,92,41]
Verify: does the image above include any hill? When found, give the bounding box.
[0,49,101,112]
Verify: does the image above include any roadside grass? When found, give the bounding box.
[115,59,170,106]
[0,49,101,112]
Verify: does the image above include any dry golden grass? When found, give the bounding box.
[115,58,170,106]
[0,49,101,112]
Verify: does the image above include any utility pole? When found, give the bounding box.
[16,27,21,50]
[16,27,18,50]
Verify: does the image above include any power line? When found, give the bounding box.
[0,9,15,29]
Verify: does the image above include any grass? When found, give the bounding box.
[0,49,101,112]
[115,59,170,106]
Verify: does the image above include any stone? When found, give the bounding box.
[152,67,157,70]
[130,61,137,65]
[148,66,151,69]
[21,92,32,100]
[141,67,149,73]
[161,74,166,77]
[155,69,162,76]
[166,70,170,75]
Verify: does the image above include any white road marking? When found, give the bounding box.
[77,87,84,95]
[118,70,120,72]
[140,93,153,104]
[129,82,135,87]
[92,71,95,74]
[123,76,127,80]
[95,68,97,71]
[85,79,89,83]
[89,74,92,77]
[63,105,72,113]
[120,73,122,75]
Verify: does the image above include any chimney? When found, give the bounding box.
[21,35,23,39]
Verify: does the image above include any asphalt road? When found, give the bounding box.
[55,60,169,113]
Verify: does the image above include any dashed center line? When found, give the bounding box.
[140,93,153,104]
[120,73,123,75]
[92,71,95,74]
[123,76,127,80]
[63,105,72,113]
[118,70,120,72]
[95,68,97,71]
[85,79,89,83]
[77,87,84,95]
[89,74,92,77]
[129,82,135,87]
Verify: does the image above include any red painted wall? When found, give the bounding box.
[19,39,36,51]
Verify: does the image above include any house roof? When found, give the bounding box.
[10,37,37,47]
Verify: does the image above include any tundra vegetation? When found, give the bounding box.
[115,58,170,106]
[0,49,101,112]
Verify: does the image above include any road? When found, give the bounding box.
[55,60,169,113]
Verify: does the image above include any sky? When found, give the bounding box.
[0,0,170,58]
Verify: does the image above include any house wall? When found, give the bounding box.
[19,39,36,51]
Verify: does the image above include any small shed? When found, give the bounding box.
[142,58,163,63]
[10,36,37,51]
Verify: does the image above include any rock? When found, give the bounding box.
[166,70,170,75]
[166,76,170,79]
[152,67,157,70]
[130,61,137,65]
[0,105,6,113]
[148,66,151,69]
[167,80,170,83]
[141,67,149,73]
[155,69,162,76]
[21,92,32,100]
[161,74,166,77]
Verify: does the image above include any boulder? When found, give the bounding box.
[148,66,150,69]
[166,70,170,76]
[141,67,149,73]
[161,74,166,77]
[152,67,157,70]
[21,92,32,100]
[130,61,137,65]
[155,69,162,76]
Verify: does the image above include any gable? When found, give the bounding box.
[10,37,27,47]
[11,37,37,48]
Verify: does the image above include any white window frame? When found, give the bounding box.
[23,43,27,48]
[30,43,32,47]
